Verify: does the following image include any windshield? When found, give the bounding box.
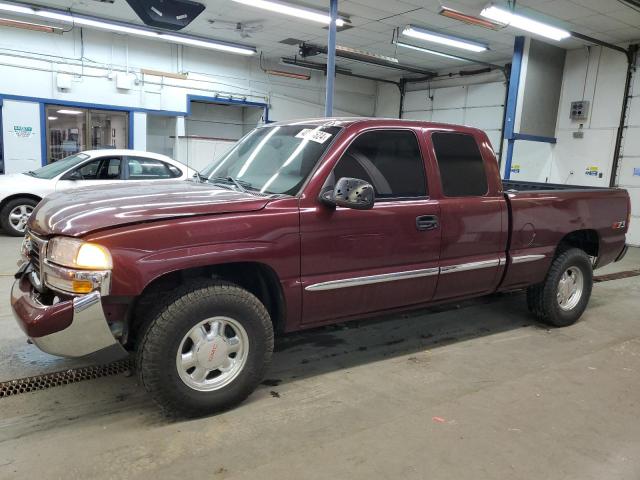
[25,153,90,179]
[200,125,342,195]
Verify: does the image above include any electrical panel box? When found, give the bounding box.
[56,73,72,90]
[570,100,589,121]
[116,73,135,90]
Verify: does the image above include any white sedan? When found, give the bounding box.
[0,150,196,236]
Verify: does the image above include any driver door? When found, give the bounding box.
[300,129,441,325]
[55,156,124,191]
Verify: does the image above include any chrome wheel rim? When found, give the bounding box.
[176,316,249,392]
[9,205,33,233]
[557,266,584,311]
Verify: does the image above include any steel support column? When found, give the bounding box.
[324,0,338,117]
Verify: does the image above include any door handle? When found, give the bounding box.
[416,215,439,231]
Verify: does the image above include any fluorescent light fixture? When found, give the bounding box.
[47,116,58,120]
[402,25,487,52]
[0,1,257,55]
[0,1,34,14]
[57,109,84,115]
[396,41,470,61]
[439,6,501,30]
[480,5,570,41]
[159,33,255,55]
[231,0,345,26]
[336,45,399,63]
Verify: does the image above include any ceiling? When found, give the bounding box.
[10,0,640,79]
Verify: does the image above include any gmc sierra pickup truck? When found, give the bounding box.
[12,118,630,416]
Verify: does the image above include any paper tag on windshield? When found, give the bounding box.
[296,128,332,144]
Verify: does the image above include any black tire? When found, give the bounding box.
[0,197,38,236]
[137,280,273,417]
[526,248,593,327]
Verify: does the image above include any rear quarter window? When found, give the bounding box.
[432,132,488,197]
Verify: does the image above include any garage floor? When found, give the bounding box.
[1,236,639,480]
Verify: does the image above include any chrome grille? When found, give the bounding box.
[26,230,47,285]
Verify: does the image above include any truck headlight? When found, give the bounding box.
[47,237,113,270]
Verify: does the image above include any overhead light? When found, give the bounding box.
[158,34,255,55]
[0,1,257,55]
[47,116,58,120]
[265,69,310,80]
[396,41,470,61]
[336,45,399,63]
[439,6,501,30]
[402,25,488,52]
[0,16,63,33]
[480,5,570,41]
[0,2,34,14]
[231,0,346,26]
[57,109,84,115]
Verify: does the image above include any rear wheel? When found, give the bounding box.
[1,198,38,236]
[527,248,593,327]
[137,280,273,417]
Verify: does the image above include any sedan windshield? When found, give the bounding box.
[25,153,90,179]
[200,125,342,195]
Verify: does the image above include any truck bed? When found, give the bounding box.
[503,179,608,192]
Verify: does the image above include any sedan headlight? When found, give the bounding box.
[47,237,113,270]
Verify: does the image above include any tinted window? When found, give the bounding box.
[127,157,180,180]
[432,132,488,197]
[333,130,427,199]
[75,157,121,180]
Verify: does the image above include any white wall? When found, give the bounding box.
[618,51,640,245]
[402,80,506,152]
[0,26,379,171]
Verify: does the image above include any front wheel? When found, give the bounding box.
[137,280,273,417]
[1,198,38,236]
[527,248,593,327]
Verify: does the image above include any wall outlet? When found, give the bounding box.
[570,100,589,121]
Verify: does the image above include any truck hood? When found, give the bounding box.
[28,181,271,237]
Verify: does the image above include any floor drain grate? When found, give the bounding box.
[594,269,640,283]
[0,358,133,398]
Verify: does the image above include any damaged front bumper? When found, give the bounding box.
[11,265,128,360]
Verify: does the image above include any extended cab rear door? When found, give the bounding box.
[299,127,441,326]
[427,130,508,300]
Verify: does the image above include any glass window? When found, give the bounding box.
[432,132,488,197]
[74,157,122,180]
[200,125,342,195]
[332,130,427,199]
[25,153,89,179]
[46,106,129,164]
[127,157,180,180]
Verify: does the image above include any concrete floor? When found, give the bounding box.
[0,235,639,479]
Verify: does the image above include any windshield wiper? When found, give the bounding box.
[209,176,254,193]
[24,171,37,177]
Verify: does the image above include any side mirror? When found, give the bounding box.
[62,170,82,181]
[320,177,375,210]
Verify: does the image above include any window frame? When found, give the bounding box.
[65,155,125,180]
[430,131,489,198]
[123,156,182,180]
[328,127,429,202]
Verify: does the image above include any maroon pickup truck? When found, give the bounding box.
[12,118,630,415]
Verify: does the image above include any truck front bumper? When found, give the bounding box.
[11,275,128,360]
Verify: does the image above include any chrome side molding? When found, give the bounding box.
[305,254,545,292]
[440,258,500,274]
[511,254,546,264]
[305,267,439,291]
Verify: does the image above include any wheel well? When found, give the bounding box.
[556,230,599,259]
[129,262,286,343]
[0,193,42,211]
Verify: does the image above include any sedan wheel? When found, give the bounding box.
[9,205,34,234]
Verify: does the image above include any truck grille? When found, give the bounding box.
[26,230,47,285]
